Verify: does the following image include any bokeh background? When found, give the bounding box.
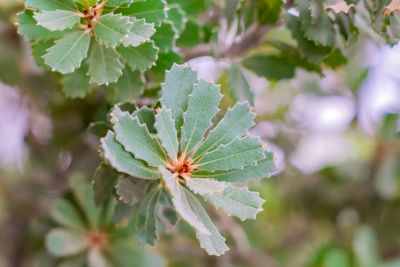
[1,0,399,266]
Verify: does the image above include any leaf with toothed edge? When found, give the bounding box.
[101,131,160,179]
[155,108,179,159]
[117,41,159,71]
[161,64,198,134]
[195,136,265,172]
[25,0,77,11]
[166,5,186,33]
[88,42,124,85]
[180,80,222,155]
[123,18,156,47]
[186,178,227,195]
[94,13,132,48]
[193,102,256,159]
[118,0,167,26]
[43,31,90,74]
[107,68,145,104]
[34,10,80,31]
[151,22,177,52]
[184,188,229,256]
[113,112,167,167]
[18,11,64,42]
[133,107,157,134]
[115,177,149,205]
[105,0,133,7]
[61,64,91,99]
[93,163,119,206]
[160,167,210,235]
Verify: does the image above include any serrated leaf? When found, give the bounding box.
[119,0,167,26]
[160,168,210,235]
[18,10,64,41]
[184,188,229,256]
[46,229,87,257]
[201,182,265,221]
[94,13,132,48]
[74,0,98,7]
[50,198,86,231]
[34,10,80,31]
[107,68,144,103]
[25,0,77,11]
[151,22,177,52]
[186,178,227,195]
[168,0,209,16]
[115,177,149,205]
[88,121,111,137]
[166,5,186,33]
[61,64,91,98]
[88,42,124,85]
[181,80,222,155]
[93,163,119,206]
[101,131,160,179]
[123,18,155,47]
[193,151,276,182]
[195,136,265,171]
[117,41,159,71]
[133,107,156,134]
[155,108,179,159]
[106,0,133,7]
[226,64,254,106]
[193,102,255,159]
[157,188,179,227]
[148,50,183,82]
[113,112,167,166]
[31,40,54,67]
[242,54,296,80]
[137,184,162,245]
[43,31,90,74]
[161,64,198,133]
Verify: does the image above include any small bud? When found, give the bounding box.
[51,68,56,72]
[152,62,156,66]
[105,82,109,86]
[145,38,151,42]
[262,143,267,149]
[258,207,264,212]
[156,107,161,113]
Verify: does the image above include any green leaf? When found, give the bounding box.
[133,107,157,134]
[113,202,135,226]
[157,188,179,227]
[190,180,265,221]
[256,0,283,25]
[168,0,210,16]
[151,22,177,52]
[354,226,380,267]
[195,136,265,171]
[88,42,124,85]
[25,0,77,11]
[242,54,296,80]
[93,163,119,206]
[193,102,256,159]
[61,64,91,98]
[226,64,254,107]
[193,151,276,182]
[106,0,133,7]
[88,121,111,137]
[117,41,159,71]
[160,168,210,235]
[115,177,149,205]
[181,80,222,155]
[113,112,167,166]
[34,10,80,31]
[31,40,54,67]
[43,31,90,74]
[137,184,162,245]
[94,13,132,48]
[184,188,229,256]
[74,0,98,7]
[101,131,160,179]
[18,10,64,41]
[107,68,145,103]
[155,108,179,159]
[176,20,205,47]
[161,64,198,133]
[166,5,186,33]
[50,198,86,231]
[123,18,155,47]
[119,0,167,26]
[46,229,87,257]
[148,50,183,82]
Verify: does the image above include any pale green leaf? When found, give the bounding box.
[88,249,112,267]
[160,168,210,235]
[161,64,198,133]
[157,188,179,228]
[184,188,229,256]
[106,0,133,7]
[107,68,144,103]
[193,102,256,159]
[203,183,265,221]
[117,41,159,71]
[137,184,162,245]
[50,198,86,231]
[25,0,77,11]
[93,163,119,206]
[34,10,80,31]
[151,22,177,52]
[186,178,227,195]
[88,42,124,85]
[61,64,91,98]
[101,131,160,179]
[31,40,54,67]
[113,112,167,166]
[123,18,155,47]
[155,108,179,159]
[74,0,97,7]
[115,177,149,205]
[46,229,87,257]
[166,5,186,33]
[133,107,156,134]
[193,151,276,182]
[119,0,167,26]
[195,136,265,171]
[94,13,132,48]
[18,11,64,41]
[227,64,254,106]
[181,79,222,155]
[43,31,90,74]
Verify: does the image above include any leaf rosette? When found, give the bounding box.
[97,64,276,255]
